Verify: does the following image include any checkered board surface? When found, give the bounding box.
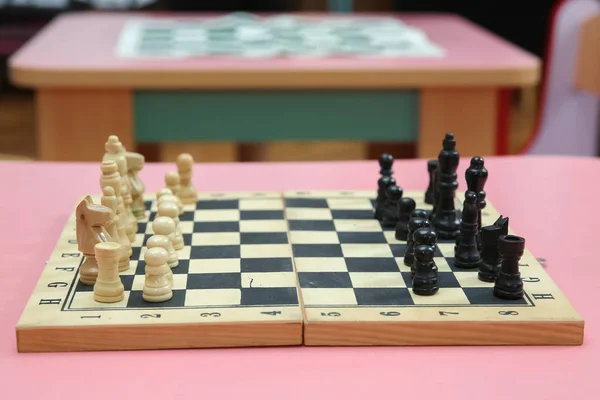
[70,193,299,310]
[283,190,584,346]
[115,13,445,59]
[16,190,584,352]
[15,192,304,353]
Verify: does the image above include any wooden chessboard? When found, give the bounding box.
[15,190,584,352]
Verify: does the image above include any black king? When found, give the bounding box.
[432,133,461,239]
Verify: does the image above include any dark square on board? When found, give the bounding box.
[354,288,414,306]
[186,273,241,290]
[285,198,329,208]
[287,220,335,231]
[196,199,239,210]
[298,272,353,288]
[292,244,343,258]
[240,287,299,306]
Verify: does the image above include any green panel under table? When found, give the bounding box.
[133,90,419,143]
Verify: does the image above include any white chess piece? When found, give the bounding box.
[147,235,175,288]
[176,153,198,205]
[142,247,173,303]
[93,242,125,303]
[157,202,184,250]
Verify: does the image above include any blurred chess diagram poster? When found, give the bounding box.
[114,12,446,59]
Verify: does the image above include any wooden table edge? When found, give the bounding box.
[9,65,541,89]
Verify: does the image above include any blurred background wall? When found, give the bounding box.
[0,0,565,161]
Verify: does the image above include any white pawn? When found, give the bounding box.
[150,221,179,268]
[142,247,173,303]
[93,242,124,303]
[165,171,181,197]
[147,235,174,288]
[176,153,198,205]
[157,202,184,250]
[152,216,180,256]
[157,188,183,215]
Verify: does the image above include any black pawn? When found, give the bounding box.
[424,159,438,205]
[493,234,525,300]
[395,197,416,240]
[382,185,403,227]
[478,216,509,282]
[454,191,481,269]
[412,227,439,295]
[431,133,460,239]
[374,176,395,220]
[403,210,430,267]
[379,153,394,177]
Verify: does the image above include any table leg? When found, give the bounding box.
[36,89,133,161]
[418,88,499,159]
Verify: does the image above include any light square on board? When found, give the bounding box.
[179,221,195,234]
[293,257,349,272]
[239,198,284,210]
[349,272,406,288]
[286,208,333,221]
[437,243,455,258]
[327,197,373,210]
[301,288,358,306]
[239,220,288,232]
[194,209,240,222]
[453,271,494,288]
[334,219,383,232]
[189,258,241,274]
[184,289,241,306]
[176,246,192,260]
[240,244,293,258]
[241,272,297,288]
[192,232,241,246]
[288,230,340,244]
[341,243,394,258]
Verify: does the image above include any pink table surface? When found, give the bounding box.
[10,12,538,72]
[1,156,598,399]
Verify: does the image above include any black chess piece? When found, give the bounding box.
[493,234,525,300]
[478,216,509,282]
[403,210,430,267]
[454,191,482,269]
[382,185,403,227]
[374,176,395,220]
[395,197,416,240]
[412,227,439,295]
[431,133,460,239]
[379,153,394,177]
[428,167,440,222]
[465,156,488,251]
[424,159,438,205]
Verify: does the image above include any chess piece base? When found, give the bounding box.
[478,263,499,282]
[93,283,125,303]
[80,258,98,285]
[453,256,482,269]
[493,272,524,300]
[143,289,173,303]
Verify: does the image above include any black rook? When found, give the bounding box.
[493,235,525,300]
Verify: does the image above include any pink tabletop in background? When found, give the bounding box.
[1,156,597,399]
[10,12,537,71]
